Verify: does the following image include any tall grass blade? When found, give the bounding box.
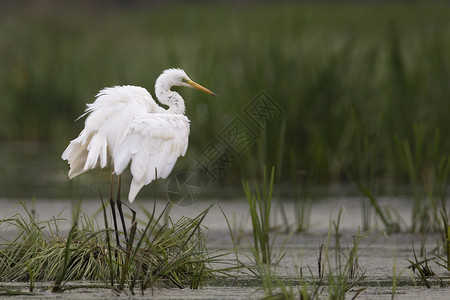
[100,194,114,286]
[243,166,275,265]
[358,182,400,233]
[52,201,81,292]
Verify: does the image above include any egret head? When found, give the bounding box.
[160,68,216,96]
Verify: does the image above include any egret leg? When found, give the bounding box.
[109,173,121,247]
[116,175,129,244]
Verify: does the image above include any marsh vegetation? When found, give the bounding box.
[1,1,450,299]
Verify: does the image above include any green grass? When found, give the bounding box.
[243,166,276,265]
[0,202,229,294]
[238,203,370,299]
[240,170,375,299]
[441,212,450,271]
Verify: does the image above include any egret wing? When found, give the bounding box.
[113,114,190,202]
[62,86,156,178]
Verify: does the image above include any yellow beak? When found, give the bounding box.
[188,80,216,96]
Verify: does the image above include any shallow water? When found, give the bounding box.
[1,198,449,299]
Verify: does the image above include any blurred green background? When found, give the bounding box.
[1,1,450,199]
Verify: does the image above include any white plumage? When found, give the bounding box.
[62,68,215,203]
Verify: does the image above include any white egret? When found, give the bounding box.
[62,68,215,245]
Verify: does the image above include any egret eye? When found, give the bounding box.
[181,78,189,83]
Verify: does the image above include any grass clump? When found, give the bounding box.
[243,166,276,265]
[0,201,220,294]
[405,211,450,288]
[314,208,367,299]
[440,212,450,271]
[242,169,368,299]
[395,127,450,233]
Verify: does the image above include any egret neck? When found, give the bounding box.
[155,74,185,115]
